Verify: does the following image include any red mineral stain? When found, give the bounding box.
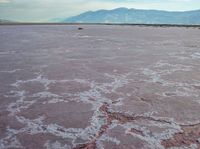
[161,123,200,148]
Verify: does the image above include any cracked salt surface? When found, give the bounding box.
[0,69,21,73]
[191,52,200,59]
[0,25,200,149]
[45,141,71,149]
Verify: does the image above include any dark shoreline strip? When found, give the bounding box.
[0,23,200,28]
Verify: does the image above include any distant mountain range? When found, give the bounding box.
[0,19,14,24]
[63,8,200,25]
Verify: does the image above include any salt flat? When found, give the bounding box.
[0,25,200,149]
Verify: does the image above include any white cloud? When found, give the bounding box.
[0,0,11,3]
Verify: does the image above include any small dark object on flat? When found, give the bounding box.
[78,27,83,30]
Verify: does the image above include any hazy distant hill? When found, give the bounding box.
[0,19,14,24]
[63,8,200,25]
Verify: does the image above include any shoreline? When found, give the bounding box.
[0,23,200,28]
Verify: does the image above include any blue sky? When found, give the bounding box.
[0,0,199,22]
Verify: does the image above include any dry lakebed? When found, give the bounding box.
[0,25,200,149]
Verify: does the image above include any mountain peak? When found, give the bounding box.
[62,8,200,25]
[112,7,129,10]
